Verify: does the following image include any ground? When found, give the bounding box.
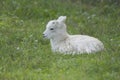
[0,0,120,80]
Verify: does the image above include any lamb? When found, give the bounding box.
[43,16,104,54]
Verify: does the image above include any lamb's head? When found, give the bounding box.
[43,16,67,39]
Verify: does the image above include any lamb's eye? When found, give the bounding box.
[50,28,54,30]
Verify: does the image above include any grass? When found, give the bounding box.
[0,0,120,80]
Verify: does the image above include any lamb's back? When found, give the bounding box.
[68,35,104,53]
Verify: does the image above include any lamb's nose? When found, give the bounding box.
[42,33,45,37]
[43,33,44,36]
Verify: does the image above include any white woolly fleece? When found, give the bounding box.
[43,16,104,54]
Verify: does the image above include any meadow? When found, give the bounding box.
[0,0,120,80]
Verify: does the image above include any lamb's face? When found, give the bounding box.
[43,16,67,39]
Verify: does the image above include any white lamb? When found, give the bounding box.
[43,16,104,54]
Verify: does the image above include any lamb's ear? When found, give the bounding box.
[57,16,66,23]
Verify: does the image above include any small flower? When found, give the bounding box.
[110,39,113,41]
[35,40,38,43]
[16,47,20,50]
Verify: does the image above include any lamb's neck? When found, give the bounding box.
[50,33,69,45]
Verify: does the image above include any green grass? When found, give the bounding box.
[0,0,120,80]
